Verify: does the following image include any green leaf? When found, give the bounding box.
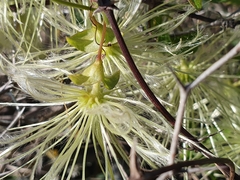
[66,28,99,53]
[188,0,202,10]
[67,19,116,53]
[103,71,120,90]
[69,74,89,85]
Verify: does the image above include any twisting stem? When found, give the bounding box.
[97,21,106,61]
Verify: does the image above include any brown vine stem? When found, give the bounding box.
[144,158,235,180]
[100,4,211,155]
[96,2,240,179]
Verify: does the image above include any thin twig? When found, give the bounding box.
[129,138,142,180]
[51,0,92,11]
[157,69,190,179]
[0,107,25,138]
[0,80,12,95]
[187,41,240,91]
[163,42,240,179]
[168,69,189,166]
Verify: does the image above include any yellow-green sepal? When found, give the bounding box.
[103,71,120,90]
[68,74,89,85]
[66,17,116,53]
[66,28,99,53]
[82,60,104,84]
